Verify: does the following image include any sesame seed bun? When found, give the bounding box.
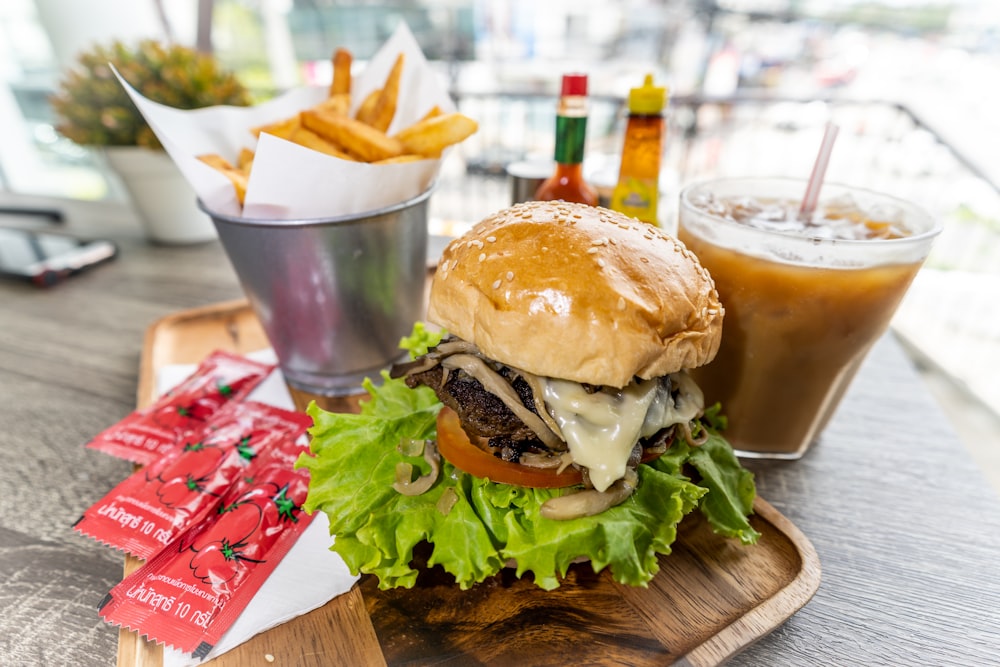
[427,201,724,388]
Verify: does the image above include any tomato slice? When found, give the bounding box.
[435,407,583,488]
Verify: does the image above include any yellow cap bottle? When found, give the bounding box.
[610,74,668,226]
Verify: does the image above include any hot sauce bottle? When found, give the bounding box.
[610,74,667,226]
[534,73,599,206]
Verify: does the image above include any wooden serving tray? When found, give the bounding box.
[118,299,821,667]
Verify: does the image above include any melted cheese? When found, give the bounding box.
[541,372,704,492]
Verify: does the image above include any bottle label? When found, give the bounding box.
[554,115,587,164]
[611,176,660,225]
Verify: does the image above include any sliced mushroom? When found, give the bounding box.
[440,353,564,450]
[539,468,639,521]
[518,450,571,469]
[509,367,565,441]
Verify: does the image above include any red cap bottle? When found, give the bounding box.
[534,73,598,206]
[561,73,588,97]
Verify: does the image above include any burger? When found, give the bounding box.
[298,201,759,591]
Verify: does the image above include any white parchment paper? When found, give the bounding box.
[116,23,455,220]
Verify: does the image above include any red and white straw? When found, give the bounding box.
[799,121,840,221]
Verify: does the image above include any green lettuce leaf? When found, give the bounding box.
[297,371,760,591]
[398,322,445,359]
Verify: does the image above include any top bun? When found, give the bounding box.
[428,201,724,388]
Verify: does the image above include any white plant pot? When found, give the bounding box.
[104,147,216,244]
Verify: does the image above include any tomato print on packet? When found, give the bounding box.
[74,401,311,560]
[86,350,274,465]
[97,427,314,657]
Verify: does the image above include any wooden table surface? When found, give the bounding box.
[2,230,999,666]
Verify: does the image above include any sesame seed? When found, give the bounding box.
[486,236,497,243]
[506,271,514,281]
[478,252,486,262]
[586,247,599,254]
[617,297,626,311]
[471,239,484,249]
[492,279,502,289]
[640,257,649,263]
[597,258,606,268]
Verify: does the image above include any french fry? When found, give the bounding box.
[316,93,350,118]
[371,154,425,165]
[366,54,404,132]
[329,47,352,97]
[394,112,478,158]
[236,147,255,172]
[354,88,381,125]
[288,126,353,160]
[301,108,404,162]
[250,115,300,140]
[204,45,480,209]
[419,104,444,122]
[197,154,249,204]
[255,96,348,147]
[197,153,235,172]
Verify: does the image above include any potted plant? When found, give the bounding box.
[50,39,252,243]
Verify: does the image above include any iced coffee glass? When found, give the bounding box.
[677,178,941,459]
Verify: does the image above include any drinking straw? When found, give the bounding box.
[798,121,840,221]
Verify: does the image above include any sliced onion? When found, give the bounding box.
[680,420,709,446]
[392,439,442,496]
[397,437,426,457]
[393,462,414,488]
[436,487,459,516]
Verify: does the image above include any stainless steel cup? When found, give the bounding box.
[506,160,552,205]
[202,188,431,396]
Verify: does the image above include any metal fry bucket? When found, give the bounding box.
[202,188,432,396]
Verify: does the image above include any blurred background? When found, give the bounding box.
[2,0,999,481]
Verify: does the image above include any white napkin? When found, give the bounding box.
[154,350,360,666]
[115,22,455,220]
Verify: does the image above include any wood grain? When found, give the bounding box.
[116,300,820,666]
[4,236,1000,666]
[363,501,819,667]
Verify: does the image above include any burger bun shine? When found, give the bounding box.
[428,201,724,388]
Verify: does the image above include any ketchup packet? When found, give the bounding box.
[87,350,274,465]
[75,401,311,560]
[98,428,314,657]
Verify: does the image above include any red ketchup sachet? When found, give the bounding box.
[87,350,274,465]
[97,424,315,657]
[74,401,311,560]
